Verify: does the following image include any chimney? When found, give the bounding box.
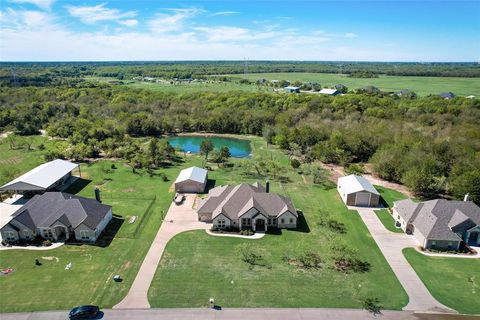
[464,193,470,202]
[266,181,270,193]
[95,187,102,203]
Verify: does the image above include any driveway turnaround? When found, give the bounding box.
[356,208,454,312]
[3,308,478,320]
[114,194,209,309]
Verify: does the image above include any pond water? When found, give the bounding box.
[167,135,252,158]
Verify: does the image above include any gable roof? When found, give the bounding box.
[0,159,78,191]
[394,199,480,241]
[319,88,339,95]
[338,175,379,195]
[175,166,207,184]
[8,192,111,231]
[197,182,296,220]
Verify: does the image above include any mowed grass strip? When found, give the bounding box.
[403,248,480,314]
[148,138,409,310]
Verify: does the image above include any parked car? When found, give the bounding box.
[174,193,185,205]
[69,305,100,319]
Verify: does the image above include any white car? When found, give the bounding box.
[174,193,185,205]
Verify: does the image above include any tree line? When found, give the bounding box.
[0,83,479,203]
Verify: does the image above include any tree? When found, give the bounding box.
[290,158,301,169]
[5,134,17,150]
[312,167,329,185]
[147,138,160,167]
[200,140,214,160]
[220,146,231,161]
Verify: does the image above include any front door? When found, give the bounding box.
[255,219,265,232]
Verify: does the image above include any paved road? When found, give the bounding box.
[3,308,479,320]
[356,208,453,313]
[114,195,209,309]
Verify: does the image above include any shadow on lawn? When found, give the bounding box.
[63,178,92,195]
[295,210,310,233]
[204,178,217,192]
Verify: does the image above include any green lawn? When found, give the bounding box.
[148,138,408,310]
[0,157,184,312]
[224,72,480,97]
[375,209,403,233]
[374,186,408,233]
[403,248,480,314]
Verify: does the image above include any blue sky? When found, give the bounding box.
[0,0,479,61]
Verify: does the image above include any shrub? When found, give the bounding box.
[160,173,168,181]
[236,244,270,269]
[290,158,301,169]
[298,252,322,269]
[334,258,371,273]
[363,297,382,315]
[42,240,52,247]
[326,220,346,234]
[344,163,365,175]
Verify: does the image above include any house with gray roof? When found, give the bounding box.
[0,159,79,194]
[0,192,112,243]
[197,182,297,231]
[393,199,480,250]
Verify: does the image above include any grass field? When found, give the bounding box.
[0,147,182,312]
[225,73,480,97]
[403,248,480,314]
[86,73,480,97]
[375,209,403,233]
[148,138,409,310]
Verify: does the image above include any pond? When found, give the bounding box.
[167,135,252,158]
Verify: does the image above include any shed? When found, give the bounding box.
[284,86,300,93]
[337,175,380,207]
[319,88,340,96]
[0,159,79,193]
[174,167,208,193]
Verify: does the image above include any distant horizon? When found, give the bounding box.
[0,60,478,64]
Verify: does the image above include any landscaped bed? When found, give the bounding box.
[403,248,480,314]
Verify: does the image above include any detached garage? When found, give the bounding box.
[337,175,380,207]
[174,166,208,193]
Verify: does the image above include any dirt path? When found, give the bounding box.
[320,162,414,197]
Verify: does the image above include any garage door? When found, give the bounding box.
[355,192,371,206]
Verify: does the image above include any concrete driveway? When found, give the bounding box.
[356,208,454,313]
[114,194,210,309]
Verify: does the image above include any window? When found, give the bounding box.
[272,218,277,224]
[268,218,271,225]
[4,231,15,241]
[281,218,285,224]
[431,241,436,248]
[242,218,246,225]
[217,219,226,228]
[290,218,294,224]
[448,242,453,248]
[80,230,90,240]
[43,229,53,238]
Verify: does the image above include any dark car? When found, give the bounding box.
[69,305,100,319]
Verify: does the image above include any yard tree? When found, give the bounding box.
[200,140,214,160]
[147,138,160,166]
[220,146,231,161]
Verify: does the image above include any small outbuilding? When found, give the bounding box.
[0,159,79,194]
[284,86,300,93]
[174,166,208,193]
[319,88,340,96]
[337,175,380,207]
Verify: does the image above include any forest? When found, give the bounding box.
[0,69,479,204]
[0,61,479,87]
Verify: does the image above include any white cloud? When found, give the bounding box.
[0,8,55,29]
[148,8,202,33]
[119,19,138,27]
[8,0,55,10]
[345,32,358,38]
[66,3,136,24]
[212,11,239,16]
[194,26,279,42]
